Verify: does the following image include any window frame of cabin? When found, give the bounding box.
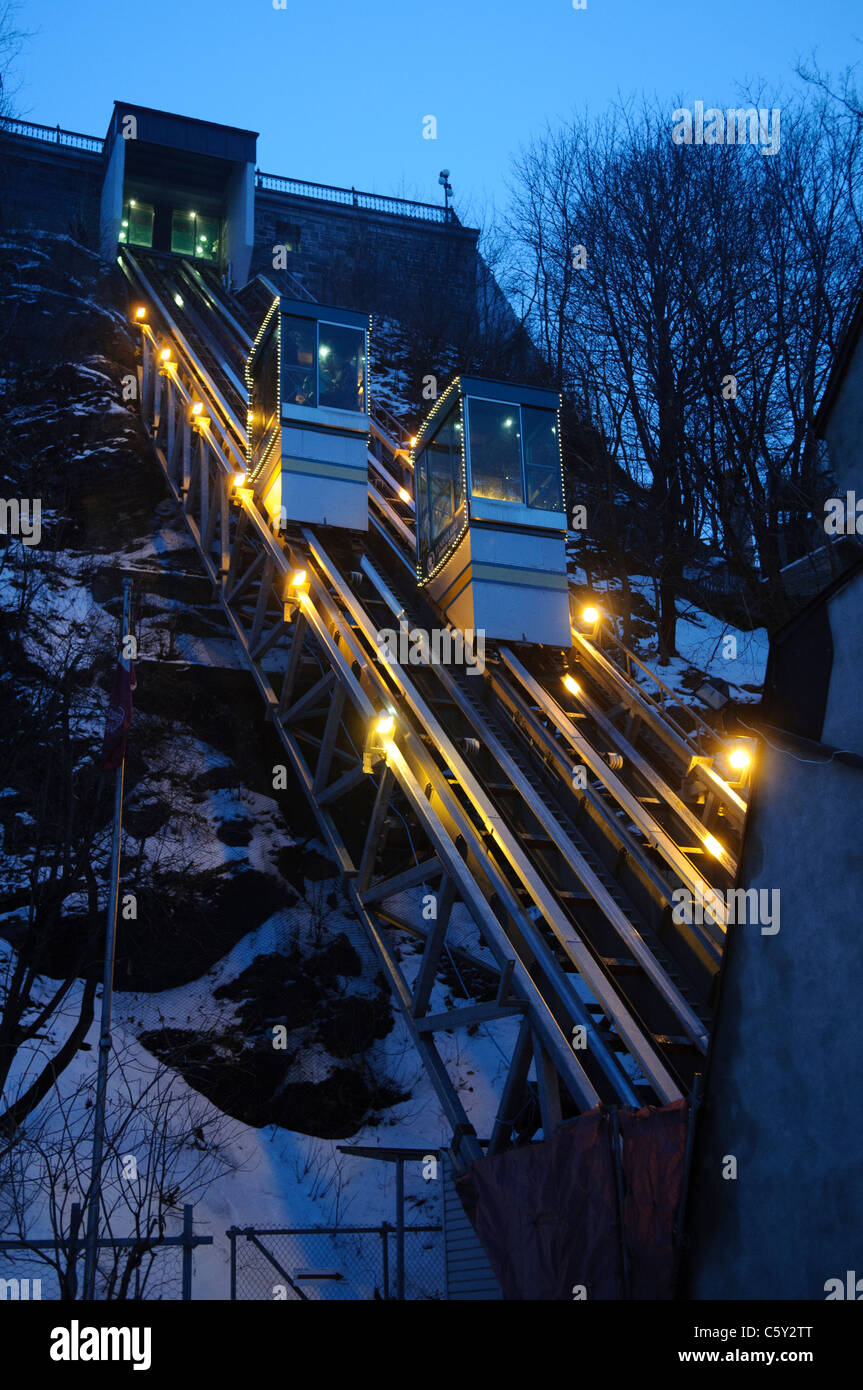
[281,313,318,410]
[416,397,465,567]
[120,200,155,249]
[318,320,367,414]
[464,396,526,506]
[521,405,564,513]
[280,314,368,417]
[465,397,563,515]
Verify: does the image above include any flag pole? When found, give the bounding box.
[83,577,133,1301]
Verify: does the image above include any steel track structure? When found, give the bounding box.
[122,249,748,1171]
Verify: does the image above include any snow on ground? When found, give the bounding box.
[573,569,769,704]
[0,867,527,1299]
[0,536,764,1299]
[1,228,778,1302]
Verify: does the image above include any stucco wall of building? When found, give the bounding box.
[685,567,863,1299]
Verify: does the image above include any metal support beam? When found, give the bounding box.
[410,874,456,1019]
[356,766,395,893]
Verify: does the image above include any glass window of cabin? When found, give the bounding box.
[171,211,196,257]
[428,402,463,543]
[250,319,279,459]
[467,398,524,504]
[452,412,465,517]
[281,315,317,409]
[522,407,563,511]
[318,322,366,412]
[120,201,154,249]
[415,447,431,558]
[195,214,220,263]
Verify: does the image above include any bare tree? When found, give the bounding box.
[797,50,863,123]
[1,1042,244,1298]
[0,1,30,121]
[508,88,861,655]
[0,624,111,1137]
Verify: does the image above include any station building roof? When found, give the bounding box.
[107,101,258,164]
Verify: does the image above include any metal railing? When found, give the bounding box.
[227,1223,445,1301]
[0,116,104,152]
[0,118,457,224]
[577,622,721,752]
[0,1203,211,1300]
[256,170,457,223]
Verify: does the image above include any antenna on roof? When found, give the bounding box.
[438,169,453,218]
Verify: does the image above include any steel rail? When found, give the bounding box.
[121,251,247,463]
[572,625,718,751]
[179,261,254,351]
[318,545,686,1099]
[303,534,652,1101]
[361,567,709,1052]
[566,680,738,877]
[368,482,416,555]
[368,451,415,513]
[499,647,730,938]
[571,631,748,830]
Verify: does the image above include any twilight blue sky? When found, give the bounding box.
[11,0,860,221]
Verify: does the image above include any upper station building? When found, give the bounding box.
[100,103,257,285]
[0,100,499,342]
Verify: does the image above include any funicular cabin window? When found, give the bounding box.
[318,322,366,412]
[428,403,463,543]
[250,321,278,457]
[170,211,220,261]
[195,215,220,262]
[466,400,563,512]
[467,399,524,504]
[416,401,464,567]
[171,211,196,257]
[120,201,154,249]
[282,315,317,408]
[522,408,563,511]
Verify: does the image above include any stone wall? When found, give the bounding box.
[0,132,528,368]
[251,188,480,338]
[0,135,104,249]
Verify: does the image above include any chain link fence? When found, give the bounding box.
[228,1223,444,1300]
[0,1204,210,1300]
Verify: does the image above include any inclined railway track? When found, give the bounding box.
[120,248,750,1162]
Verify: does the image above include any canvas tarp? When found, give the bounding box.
[455,1099,689,1300]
